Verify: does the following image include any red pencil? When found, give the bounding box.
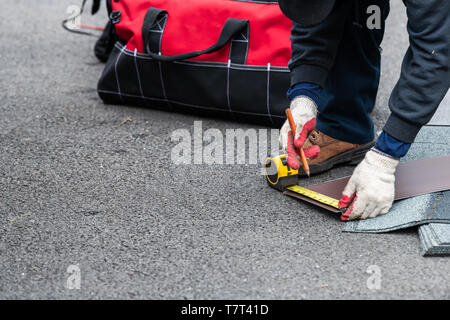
[285,108,310,176]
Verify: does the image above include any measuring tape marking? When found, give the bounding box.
[286,185,340,209]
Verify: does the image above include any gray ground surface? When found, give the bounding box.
[1,0,449,299]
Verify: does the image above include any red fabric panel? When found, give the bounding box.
[112,0,292,67]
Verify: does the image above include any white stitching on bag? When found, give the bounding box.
[114,46,125,103]
[266,63,273,124]
[98,89,284,118]
[227,59,232,113]
[114,43,289,72]
[134,49,144,98]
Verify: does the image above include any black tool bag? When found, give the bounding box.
[96,0,292,127]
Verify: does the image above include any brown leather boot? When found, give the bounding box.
[301,129,375,175]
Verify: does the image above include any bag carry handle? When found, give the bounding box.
[142,8,249,62]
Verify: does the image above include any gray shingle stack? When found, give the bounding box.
[419,224,450,256]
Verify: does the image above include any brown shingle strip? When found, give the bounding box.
[306,155,450,202]
[284,155,450,213]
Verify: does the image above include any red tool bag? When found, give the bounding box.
[97,0,292,127]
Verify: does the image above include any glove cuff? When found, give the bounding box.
[365,149,399,171]
[371,146,400,160]
[290,96,317,118]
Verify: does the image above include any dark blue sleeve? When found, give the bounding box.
[374,131,411,159]
[287,82,322,105]
[383,0,449,143]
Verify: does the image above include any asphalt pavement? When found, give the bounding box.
[1,0,449,299]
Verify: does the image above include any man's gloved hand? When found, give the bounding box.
[279,96,320,169]
[338,149,399,221]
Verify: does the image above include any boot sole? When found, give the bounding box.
[298,141,376,176]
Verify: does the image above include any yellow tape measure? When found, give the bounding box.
[286,185,340,209]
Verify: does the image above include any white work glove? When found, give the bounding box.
[338,149,399,221]
[279,96,320,169]
[279,96,317,152]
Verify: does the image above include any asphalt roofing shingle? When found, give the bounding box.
[419,223,450,256]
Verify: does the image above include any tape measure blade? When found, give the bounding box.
[286,185,340,209]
